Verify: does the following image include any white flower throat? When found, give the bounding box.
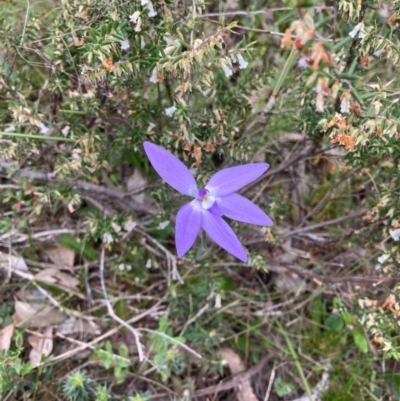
[197,188,216,210]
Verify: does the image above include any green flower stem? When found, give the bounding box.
[272,46,297,97]
[0,132,75,142]
[276,321,313,400]
[58,109,87,115]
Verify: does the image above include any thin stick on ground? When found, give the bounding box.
[99,244,145,362]
[282,208,368,238]
[134,227,184,285]
[41,301,163,366]
[179,303,210,336]
[139,328,202,360]
[200,6,334,18]
[0,161,153,213]
[56,332,131,365]
[263,365,276,401]
[246,208,369,246]
[148,351,278,399]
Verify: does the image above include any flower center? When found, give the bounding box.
[197,188,215,210]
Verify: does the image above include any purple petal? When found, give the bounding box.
[202,212,247,262]
[208,202,222,216]
[206,163,269,196]
[144,142,198,196]
[175,202,202,257]
[217,193,273,226]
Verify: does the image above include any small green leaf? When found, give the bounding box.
[226,20,238,29]
[158,315,169,332]
[332,297,342,309]
[332,36,353,52]
[353,331,369,353]
[325,314,344,333]
[274,377,295,397]
[119,344,129,359]
[59,234,97,260]
[351,88,364,105]
[21,362,34,376]
[99,351,113,370]
[173,336,186,345]
[115,299,128,320]
[342,312,353,324]
[13,359,22,375]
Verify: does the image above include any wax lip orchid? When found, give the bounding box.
[143,142,273,262]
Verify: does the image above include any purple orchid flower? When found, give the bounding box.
[143,142,273,262]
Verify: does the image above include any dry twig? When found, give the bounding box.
[281,208,368,239]
[98,244,145,362]
[200,6,334,18]
[42,300,163,366]
[267,262,397,285]
[0,161,154,213]
[133,227,184,284]
[148,351,277,399]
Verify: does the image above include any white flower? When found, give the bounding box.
[141,0,157,17]
[382,341,393,352]
[71,150,81,160]
[147,2,157,17]
[123,220,137,231]
[237,53,248,69]
[158,220,170,229]
[316,92,324,112]
[349,23,366,39]
[120,39,130,50]
[164,36,180,48]
[4,124,15,132]
[83,90,95,98]
[215,293,222,308]
[377,254,389,264]
[340,98,351,113]
[130,11,142,32]
[165,106,176,117]
[111,222,121,233]
[103,232,113,243]
[298,57,308,70]
[373,101,382,114]
[390,228,400,241]
[149,67,158,83]
[145,258,152,268]
[39,123,50,135]
[221,61,233,78]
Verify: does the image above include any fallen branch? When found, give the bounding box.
[200,6,334,18]
[99,244,145,362]
[41,300,163,366]
[240,143,317,193]
[0,161,154,213]
[149,351,278,399]
[246,209,368,246]
[133,227,183,284]
[267,262,397,285]
[281,208,368,239]
[193,352,276,397]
